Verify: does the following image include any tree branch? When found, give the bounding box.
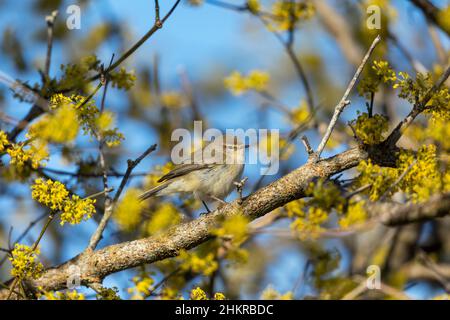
[0,147,368,298]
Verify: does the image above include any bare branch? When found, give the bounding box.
[86,144,157,251]
[315,35,381,159]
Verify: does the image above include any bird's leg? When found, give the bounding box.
[201,200,211,214]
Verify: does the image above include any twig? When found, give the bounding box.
[301,135,314,157]
[154,0,162,28]
[87,144,157,251]
[44,10,58,77]
[385,64,450,146]
[90,0,181,81]
[315,35,381,160]
[7,213,55,300]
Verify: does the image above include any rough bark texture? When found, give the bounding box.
[1,147,368,298]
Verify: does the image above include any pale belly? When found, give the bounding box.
[161,164,244,201]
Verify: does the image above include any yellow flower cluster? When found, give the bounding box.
[356,160,398,201]
[128,274,155,300]
[178,250,218,276]
[160,91,186,109]
[357,145,443,203]
[31,179,96,225]
[224,70,270,96]
[0,130,9,152]
[3,138,49,170]
[41,290,85,300]
[114,188,145,232]
[9,244,44,280]
[352,112,388,145]
[47,93,124,148]
[437,5,450,36]
[247,0,260,13]
[338,201,367,229]
[146,202,182,235]
[290,100,310,125]
[95,111,125,148]
[60,195,96,225]
[190,287,226,300]
[286,179,368,237]
[27,104,79,143]
[270,0,315,31]
[397,145,442,203]
[213,214,249,244]
[261,285,293,300]
[109,67,136,90]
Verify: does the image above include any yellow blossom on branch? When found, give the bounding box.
[61,195,96,225]
[224,70,270,96]
[31,178,96,225]
[146,202,182,235]
[0,130,9,152]
[351,112,388,145]
[31,178,69,211]
[189,287,226,300]
[28,104,79,143]
[178,250,218,276]
[114,188,145,232]
[9,243,44,280]
[41,290,85,300]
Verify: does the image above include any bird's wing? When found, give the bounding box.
[157,163,213,182]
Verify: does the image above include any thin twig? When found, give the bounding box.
[44,10,58,77]
[87,144,157,251]
[89,0,181,82]
[315,35,381,159]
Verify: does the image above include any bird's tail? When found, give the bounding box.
[138,182,169,202]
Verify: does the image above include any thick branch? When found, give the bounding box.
[0,147,367,298]
[377,193,450,226]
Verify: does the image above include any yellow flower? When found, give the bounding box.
[146,202,181,235]
[290,101,310,125]
[247,0,260,13]
[114,188,145,232]
[224,70,270,96]
[31,178,96,224]
[212,214,249,244]
[352,112,388,145]
[41,290,85,300]
[28,104,79,143]
[214,292,226,300]
[60,195,96,225]
[128,274,154,300]
[31,178,69,211]
[261,285,293,300]
[339,201,367,229]
[270,0,314,31]
[224,71,247,96]
[110,67,136,90]
[160,91,186,109]
[190,287,207,300]
[0,130,9,152]
[178,249,218,276]
[9,244,44,280]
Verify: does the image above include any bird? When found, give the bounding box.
[139,136,247,212]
